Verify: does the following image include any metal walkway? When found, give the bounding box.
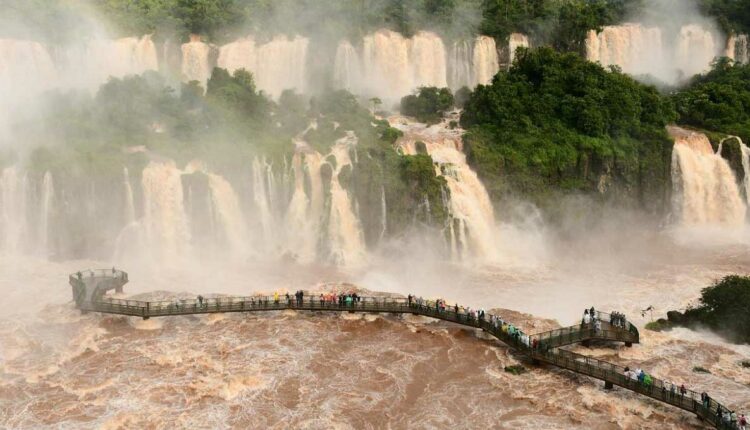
[69,269,735,429]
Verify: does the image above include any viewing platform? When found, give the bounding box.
[69,269,735,429]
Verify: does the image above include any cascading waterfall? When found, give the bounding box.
[585,24,665,79]
[0,166,27,254]
[586,23,721,84]
[333,40,360,91]
[205,172,249,258]
[39,172,54,255]
[338,31,500,97]
[60,36,158,89]
[393,116,499,260]
[141,161,192,264]
[123,167,136,225]
[285,148,324,263]
[669,127,746,226]
[409,32,448,89]
[508,33,530,65]
[251,156,274,243]
[726,34,749,64]
[217,35,309,99]
[675,24,718,78]
[0,39,56,95]
[326,132,366,266]
[447,39,472,89]
[472,36,500,87]
[181,34,213,87]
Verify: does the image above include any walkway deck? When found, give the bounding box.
[69,269,735,429]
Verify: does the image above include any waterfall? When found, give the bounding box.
[675,24,719,78]
[181,35,213,87]
[394,116,499,260]
[123,167,136,225]
[472,36,500,87]
[585,24,664,79]
[141,161,192,264]
[586,23,721,84]
[669,127,746,226]
[326,132,366,266]
[508,33,529,65]
[0,167,27,254]
[379,186,387,241]
[362,30,412,100]
[726,34,749,64]
[251,156,274,243]
[333,40,360,91]
[448,39,472,89]
[0,39,56,95]
[206,172,249,257]
[60,36,158,89]
[217,35,309,99]
[39,171,54,255]
[285,149,324,263]
[409,32,448,89]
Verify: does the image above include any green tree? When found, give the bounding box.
[400,87,454,124]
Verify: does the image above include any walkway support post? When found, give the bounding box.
[604,381,614,390]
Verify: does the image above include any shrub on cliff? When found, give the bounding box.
[682,275,750,344]
[400,87,454,124]
[460,47,676,211]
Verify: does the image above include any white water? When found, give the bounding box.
[206,172,249,258]
[0,39,56,96]
[217,35,309,99]
[59,36,158,89]
[123,167,136,225]
[326,132,366,266]
[586,23,722,84]
[141,161,192,265]
[669,127,746,226]
[181,35,213,87]
[336,31,500,100]
[726,34,749,64]
[285,150,323,263]
[39,171,54,256]
[507,33,530,65]
[393,116,499,261]
[251,156,274,244]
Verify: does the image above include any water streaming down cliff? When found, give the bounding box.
[123,167,136,225]
[726,34,749,64]
[507,33,530,65]
[60,36,158,89]
[251,156,275,245]
[0,39,56,95]
[181,35,213,87]
[332,40,360,91]
[217,35,309,99]
[39,172,54,256]
[141,161,192,264]
[669,127,746,226]
[326,132,366,266]
[447,36,500,89]
[586,24,722,84]
[393,116,499,261]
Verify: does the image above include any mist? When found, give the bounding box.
[587,0,728,86]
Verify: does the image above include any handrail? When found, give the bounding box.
[68,270,735,429]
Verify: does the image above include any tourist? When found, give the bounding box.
[583,310,591,325]
[731,411,738,428]
[590,306,596,319]
[738,413,746,430]
[680,384,687,398]
[701,392,709,408]
[197,295,203,307]
[273,292,279,304]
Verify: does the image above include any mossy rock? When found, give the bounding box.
[692,366,711,374]
[504,365,527,375]
[645,319,673,332]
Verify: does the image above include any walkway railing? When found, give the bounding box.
[68,270,735,429]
